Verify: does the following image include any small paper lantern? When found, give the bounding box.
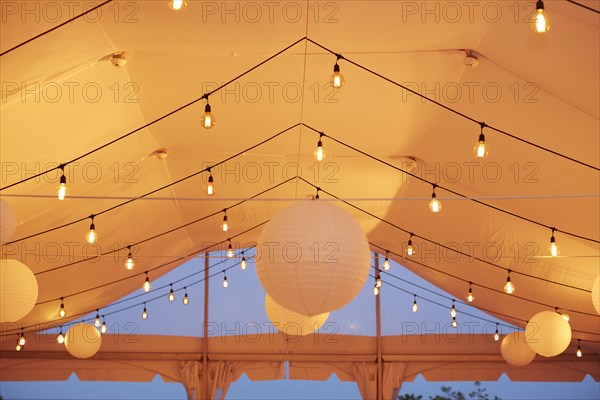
[591,275,600,315]
[526,311,572,357]
[0,260,38,322]
[256,200,370,316]
[0,199,16,244]
[65,323,102,359]
[265,294,329,336]
[501,331,536,367]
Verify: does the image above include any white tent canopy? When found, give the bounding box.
[1,0,599,397]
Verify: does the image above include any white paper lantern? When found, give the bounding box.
[0,199,16,244]
[65,323,102,359]
[256,200,371,316]
[501,331,536,367]
[591,275,600,315]
[265,294,329,336]
[526,311,572,357]
[0,260,38,322]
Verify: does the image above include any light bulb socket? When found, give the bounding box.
[60,174,67,184]
[536,0,544,11]
[333,63,340,73]
[317,139,323,147]
[205,104,211,113]
[550,235,556,244]
[478,132,485,142]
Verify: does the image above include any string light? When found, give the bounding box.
[183,287,190,305]
[240,253,247,270]
[167,0,187,11]
[550,228,558,257]
[466,283,475,302]
[141,303,148,320]
[221,210,229,232]
[494,323,500,341]
[168,285,175,302]
[474,122,489,159]
[222,271,229,288]
[375,271,383,288]
[315,133,325,161]
[576,340,582,357]
[227,240,234,258]
[18,329,26,346]
[531,0,551,33]
[57,327,65,344]
[412,295,418,312]
[450,300,457,318]
[86,215,97,244]
[451,316,458,328]
[330,55,345,89]
[94,310,101,327]
[15,342,22,351]
[101,318,107,334]
[556,307,570,322]
[428,184,442,213]
[202,99,215,129]
[57,164,67,200]
[124,246,135,270]
[373,284,380,296]
[406,234,415,256]
[207,169,215,196]
[143,272,151,292]
[504,270,515,294]
[58,297,67,318]
[382,253,391,271]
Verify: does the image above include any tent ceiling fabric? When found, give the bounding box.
[0,0,599,382]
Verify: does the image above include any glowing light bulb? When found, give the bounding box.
[494,324,500,341]
[223,274,229,288]
[383,257,391,271]
[207,174,215,196]
[125,248,135,270]
[57,329,65,344]
[240,256,247,270]
[202,103,215,129]
[168,0,187,11]
[227,242,234,258]
[562,313,570,322]
[373,285,380,296]
[412,296,418,312]
[451,316,457,328]
[450,302,457,318]
[101,321,107,334]
[504,273,515,294]
[375,276,382,288]
[168,287,175,302]
[466,285,475,303]
[183,291,189,305]
[57,173,67,200]
[222,213,229,232]
[86,218,97,244]
[406,238,415,256]
[58,299,66,318]
[94,311,101,327]
[474,132,488,159]
[15,344,22,351]
[315,136,325,161]
[18,332,26,346]
[531,0,551,33]
[550,232,558,257]
[429,188,442,213]
[330,62,344,89]
[141,306,148,320]
[143,274,151,292]
[576,340,582,357]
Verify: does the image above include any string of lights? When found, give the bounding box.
[33,177,296,276]
[302,124,599,245]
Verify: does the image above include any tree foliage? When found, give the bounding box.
[399,381,501,400]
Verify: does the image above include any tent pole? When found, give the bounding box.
[202,251,209,400]
[375,253,383,400]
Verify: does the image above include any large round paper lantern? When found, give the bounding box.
[256,200,370,316]
[0,260,38,322]
[265,294,329,336]
[526,311,572,357]
[65,323,102,359]
[591,275,600,315]
[501,331,536,367]
[0,199,16,244]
